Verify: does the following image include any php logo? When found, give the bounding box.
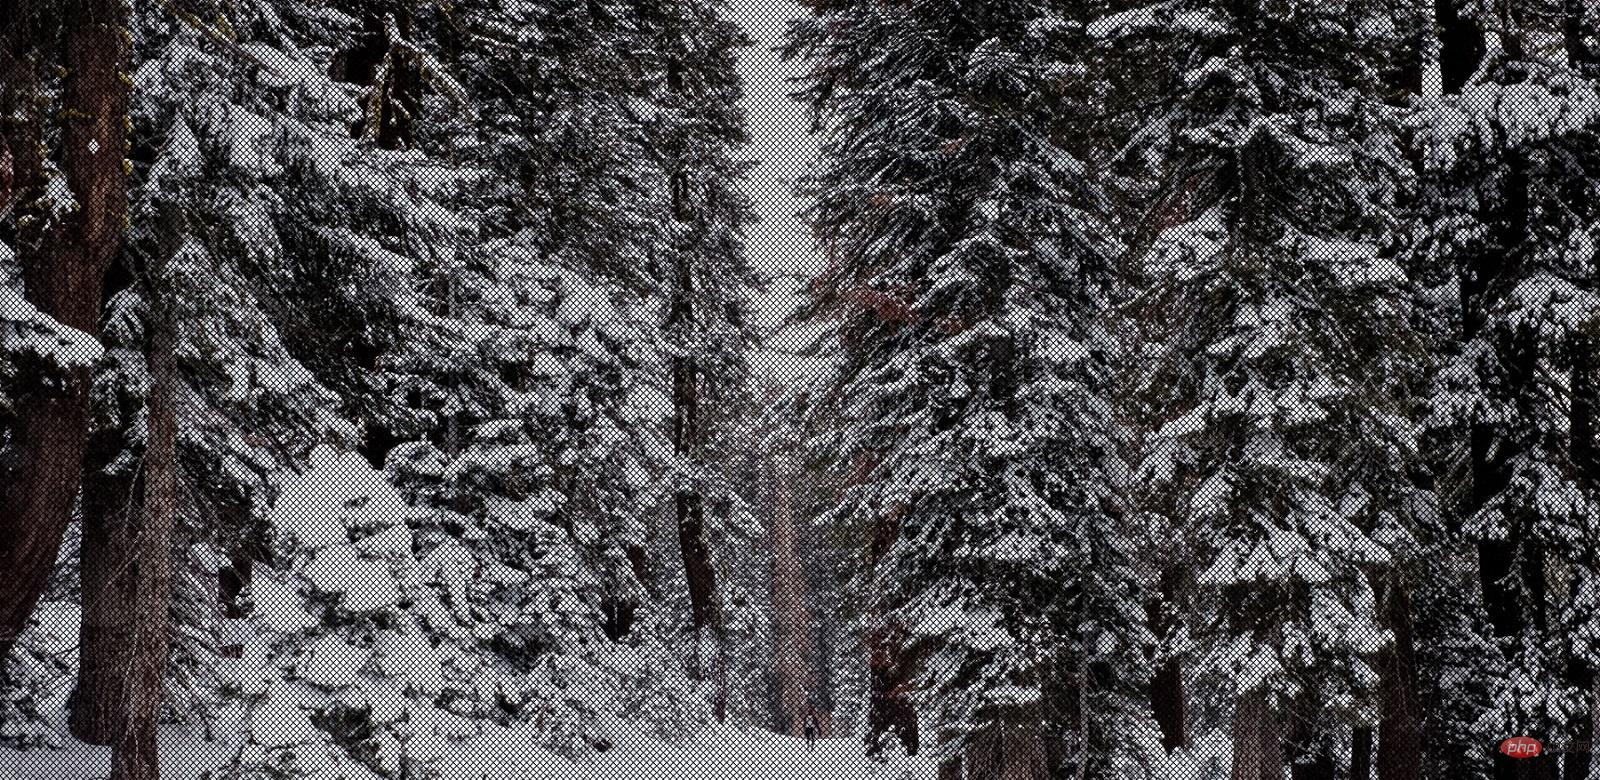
[1499,737,1544,759]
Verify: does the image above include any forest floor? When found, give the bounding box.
[0,722,935,780]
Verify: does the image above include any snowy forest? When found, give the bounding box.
[2,0,1600,779]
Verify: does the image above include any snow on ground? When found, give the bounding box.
[0,726,934,780]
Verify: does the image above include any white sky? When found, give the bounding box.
[732,0,821,334]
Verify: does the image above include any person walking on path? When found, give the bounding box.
[803,704,821,751]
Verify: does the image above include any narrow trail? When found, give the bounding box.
[0,725,933,780]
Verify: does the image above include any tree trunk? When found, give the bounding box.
[0,0,131,661]
[963,723,1047,780]
[664,55,725,721]
[1435,0,1486,96]
[866,622,920,757]
[1287,693,1334,780]
[1571,335,1600,780]
[110,301,178,780]
[1353,726,1374,780]
[768,453,821,736]
[1229,690,1284,780]
[69,438,143,745]
[1567,336,1598,780]
[865,502,918,757]
[671,254,722,699]
[1587,675,1600,780]
[1148,564,1187,753]
[1375,571,1424,780]
[1565,0,1599,71]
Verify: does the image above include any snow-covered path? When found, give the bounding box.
[570,728,933,780]
[0,726,934,780]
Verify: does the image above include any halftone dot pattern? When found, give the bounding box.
[0,1,1598,780]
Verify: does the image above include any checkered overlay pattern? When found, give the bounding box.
[1,1,1599,779]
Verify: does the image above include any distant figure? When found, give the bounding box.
[803,705,820,751]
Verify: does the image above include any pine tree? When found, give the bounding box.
[789,1,1141,774]
[70,0,375,744]
[632,0,763,722]
[1409,2,1600,775]
[1096,1,1423,777]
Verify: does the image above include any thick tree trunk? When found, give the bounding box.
[664,55,725,721]
[1229,690,1283,780]
[866,621,920,756]
[671,267,722,705]
[69,440,143,745]
[865,502,918,757]
[0,0,131,661]
[767,454,821,736]
[1148,564,1187,753]
[110,306,178,780]
[964,723,1047,780]
[1374,571,1424,780]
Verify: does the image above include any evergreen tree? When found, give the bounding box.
[788,1,1141,774]
[1409,2,1600,774]
[1096,1,1423,777]
[632,0,764,722]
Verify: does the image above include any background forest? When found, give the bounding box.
[2,1,1600,780]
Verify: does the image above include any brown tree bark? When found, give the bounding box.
[69,436,143,745]
[664,54,726,721]
[963,722,1048,780]
[110,296,178,780]
[1373,571,1424,780]
[1148,564,1187,753]
[0,0,131,661]
[1229,690,1284,780]
[767,453,822,736]
[865,503,918,757]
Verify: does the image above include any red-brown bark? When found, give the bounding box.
[665,53,726,720]
[110,301,177,780]
[69,437,142,745]
[768,454,822,736]
[1374,572,1423,780]
[1229,690,1284,780]
[0,0,131,660]
[865,502,918,757]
